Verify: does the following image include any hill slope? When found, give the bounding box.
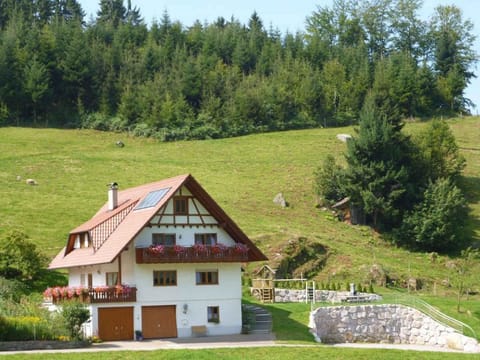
[0,117,479,289]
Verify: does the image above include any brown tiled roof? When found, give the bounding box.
[49,174,267,269]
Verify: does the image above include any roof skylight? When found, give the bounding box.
[135,187,170,210]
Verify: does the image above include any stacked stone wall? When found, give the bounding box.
[309,304,479,352]
[274,289,381,303]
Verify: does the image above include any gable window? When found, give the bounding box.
[195,233,217,246]
[106,272,118,286]
[174,197,188,215]
[74,233,91,249]
[207,306,220,323]
[196,270,218,285]
[153,270,177,286]
[152,233,176,246]
[80,233,91,248]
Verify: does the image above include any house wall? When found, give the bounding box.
[133,262,242,337]
[134,225,236,248]
[68,233,243,339]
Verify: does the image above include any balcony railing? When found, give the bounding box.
[136,244,249,264]
[44,285,137,304]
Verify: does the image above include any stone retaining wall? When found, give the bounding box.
[0,341,90,352]
[309,304,479,352]
[275,289,381,303]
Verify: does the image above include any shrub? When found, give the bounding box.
[0,316,58,341]
[61,302,90,340]
[0,277,26,302]
[398,178,467,252]
[313,155,345,207]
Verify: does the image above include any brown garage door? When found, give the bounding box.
[142,305,177,339]
[98,307,133,341]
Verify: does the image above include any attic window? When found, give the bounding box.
[135,187,170,210]
[174,197,188,215]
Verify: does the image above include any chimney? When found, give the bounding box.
[108,182,118,210]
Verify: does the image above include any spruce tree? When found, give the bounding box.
[342,94,411,229]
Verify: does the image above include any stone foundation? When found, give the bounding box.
[309,304,479,352]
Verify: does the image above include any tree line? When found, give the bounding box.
[0,0,477,140]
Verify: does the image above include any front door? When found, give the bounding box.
[141,305,177,338]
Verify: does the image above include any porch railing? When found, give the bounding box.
[136,245,249,264]
[45,285,137,304]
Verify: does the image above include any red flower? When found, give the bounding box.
[233,243,249,254]
[211,243,227,254]
[147,244,165,255]
[173,245,186,254]
[193,243,207,253]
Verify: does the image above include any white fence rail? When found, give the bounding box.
[394,295,477,339]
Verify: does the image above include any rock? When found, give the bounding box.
[407,278,418,290]
[273,193,288,208]
[446,333,464,350]
[464,339,480,353]
[336,134,352,142]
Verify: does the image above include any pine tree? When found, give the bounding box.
[343,95,411,229]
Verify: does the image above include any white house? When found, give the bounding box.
[48,174,267,341]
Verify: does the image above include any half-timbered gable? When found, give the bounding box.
[149,186,218,226]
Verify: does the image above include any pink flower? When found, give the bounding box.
[173,245,186,254]
[147,244,165,255]
[75,287,85,296]
[233,243,249,254]
[211,243,227,254]
[193,243,207,253]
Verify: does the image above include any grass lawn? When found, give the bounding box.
[1,346,479,359]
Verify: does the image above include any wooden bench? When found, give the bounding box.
[191,325,208,337]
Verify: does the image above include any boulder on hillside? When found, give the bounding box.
[336,134,352,142]
[273,193,288,208]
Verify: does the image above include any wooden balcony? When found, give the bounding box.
[136,245,249,264]
[45,285,137,304]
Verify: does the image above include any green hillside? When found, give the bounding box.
[1,117,479,291]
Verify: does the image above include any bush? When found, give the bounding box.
[80,112,110,131]
[313,155,345,207]
[398,178,467,252]
[0,277,26,302]
[131,123,156,138]
[61,302,90,340]
[0,231,47,283]
[0,316,59,341]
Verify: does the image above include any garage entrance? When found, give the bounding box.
[98,307,133,341]
[141,305,177,338]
